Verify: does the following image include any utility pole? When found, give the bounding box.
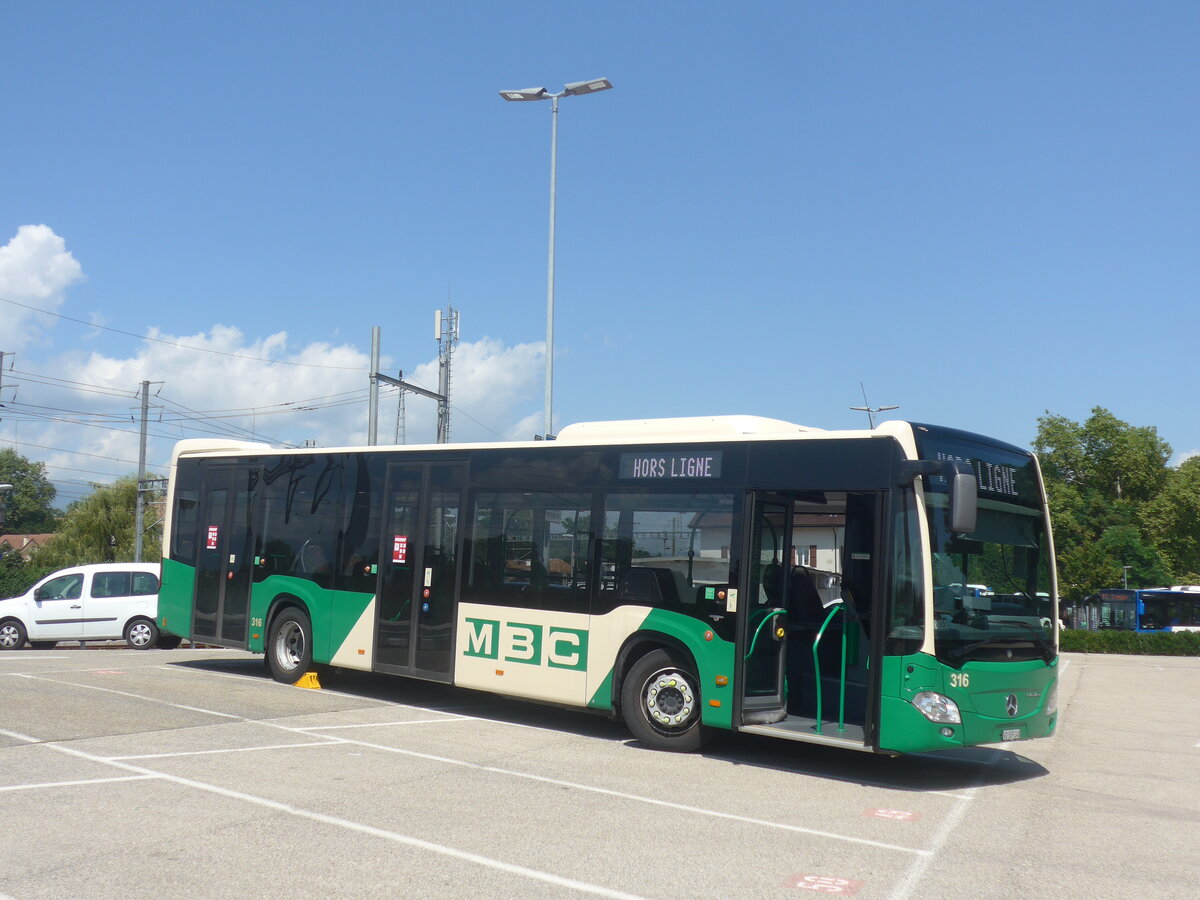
[367,326,454,445]
[435,306,459,443]
[394,370,406,444]
[133,381,163,562]
[0,351,10,409]
[134,381,150,562]
[368,326,381,445]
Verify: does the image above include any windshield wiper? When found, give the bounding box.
[941,630,1050,663]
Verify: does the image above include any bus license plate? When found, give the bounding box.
[1002,728,1022,741]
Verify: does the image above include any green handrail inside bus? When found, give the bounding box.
[744,608,787,660]
[813,603,848,734]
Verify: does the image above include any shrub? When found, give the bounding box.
[0,554,52,600]
[1059,628,1200,656]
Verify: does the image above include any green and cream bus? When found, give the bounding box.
[157,415,1059,754]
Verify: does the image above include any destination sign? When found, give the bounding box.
[935,451,1021,499]
[912,425,1038,506]
[619,451,723,480]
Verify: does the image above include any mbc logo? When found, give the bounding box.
[463,618,588,671]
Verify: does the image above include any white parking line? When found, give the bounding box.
[334,732,931,855]
[106,740,339,761]
[0,727,649,900]
[18,669,930,856]
[886,742,1011,900]
[294,717,474,730]
[15,672,246,719]
[0,774,161,793]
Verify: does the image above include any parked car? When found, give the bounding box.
[0,562,180,650]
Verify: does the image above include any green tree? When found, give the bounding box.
[32,476,161,569]
[0,447,59,532]
[1034,407,1173,600]
[1142,456,1200,583]
[1034,407,1170,502]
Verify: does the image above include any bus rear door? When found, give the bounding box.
[191,464,257,647]
[374,461,466,680]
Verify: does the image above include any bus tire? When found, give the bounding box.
[620,648,707,752]
[156,634,183,650]
[125,617,159,650]
[0,619,28,650]
[30,641,58,650]
[267,607,313,684]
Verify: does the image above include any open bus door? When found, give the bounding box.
[738,491,881,751]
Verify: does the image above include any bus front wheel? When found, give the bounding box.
[620,648,707,752]
[267,608,313,684]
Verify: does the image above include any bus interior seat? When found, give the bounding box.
[789,567,825,624]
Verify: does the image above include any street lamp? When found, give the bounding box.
[1122,565,1132,589]
[849,404,900,429]
[500,78,614,438]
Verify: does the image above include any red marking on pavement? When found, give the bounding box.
[864,808,922,822]
[786,875,866,894]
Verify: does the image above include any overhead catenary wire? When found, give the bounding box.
[0,294,368,371]
[3,320,523,504]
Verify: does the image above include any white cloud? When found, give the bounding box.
[0,225,85,349]
[12,327,544,502]
[1170,449,1199,468]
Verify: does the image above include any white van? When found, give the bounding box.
[0,562,179,650]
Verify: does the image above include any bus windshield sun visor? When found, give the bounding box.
[898,459,978,534]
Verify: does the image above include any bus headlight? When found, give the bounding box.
[1045,684,1057,716]
[912,691,962,724]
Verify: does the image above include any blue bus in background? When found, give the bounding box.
[1070,588,1200,633]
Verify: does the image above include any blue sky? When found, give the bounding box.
[2,1,1197,507]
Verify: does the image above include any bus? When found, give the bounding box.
[157,416,1059,755]
[1070,587,1200,633]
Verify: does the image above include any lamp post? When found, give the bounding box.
[500,78,613,438]
[1122,565,1132,589]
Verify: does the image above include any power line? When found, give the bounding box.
[0,438,161,468]
[9,368,137,399]
[1,294,367,371]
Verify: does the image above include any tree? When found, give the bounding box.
[32,476,161,569]
[0,447,59,532]
[1034,407,1173,600]
[1142,456,1200,583]
[1034,407,1170,503]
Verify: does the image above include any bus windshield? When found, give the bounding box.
[927,493,1056,665]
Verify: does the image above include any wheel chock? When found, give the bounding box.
[294,671,322,689]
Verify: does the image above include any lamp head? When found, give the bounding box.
[499,87,550,101]
[563,78,613,96]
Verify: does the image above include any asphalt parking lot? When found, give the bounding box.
[1,648,1197,900]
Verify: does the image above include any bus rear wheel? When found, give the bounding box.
[621,649,707,752]
[266,608,312,684]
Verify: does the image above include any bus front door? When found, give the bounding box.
[374,462,465,680]
[192,465,257,647]
[739,495,792,724]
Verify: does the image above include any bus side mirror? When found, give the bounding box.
[898,459,978,533]
[949,467,977,534]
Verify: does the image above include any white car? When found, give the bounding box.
[0,562,179,650]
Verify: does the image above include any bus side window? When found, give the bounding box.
[466,492,592,612]
[600,492,734,614]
